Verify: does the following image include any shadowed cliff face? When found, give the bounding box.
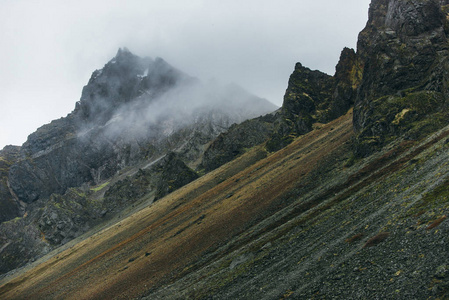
[264,47,362,152]
[353,0,449,155]
[0,147,21,223]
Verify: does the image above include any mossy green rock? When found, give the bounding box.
[267,48,362,152]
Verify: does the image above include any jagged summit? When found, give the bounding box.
[112,47,137,63]
[116,46,131,55]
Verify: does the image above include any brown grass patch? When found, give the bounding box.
[426,215,447,230]
[345,233,364,244]
[363,232,390,248]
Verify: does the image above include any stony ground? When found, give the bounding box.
[1,110,449,299]
[145,112,449,299]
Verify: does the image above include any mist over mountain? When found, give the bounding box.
[8,48,276,204]
[2,1,449,299]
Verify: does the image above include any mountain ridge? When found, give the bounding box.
[2,0,449,298]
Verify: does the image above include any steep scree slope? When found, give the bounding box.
[2,107,449,299]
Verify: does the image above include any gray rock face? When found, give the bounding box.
[356,0,449,104]
[266,48,362,152]
[353,0,449,155]
[0,146,21,223]
[36,190,100,246]
[103,152,199,212]
[0,186,104,274]
[201,113,278,171]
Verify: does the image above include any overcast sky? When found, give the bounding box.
[0,0,371,148]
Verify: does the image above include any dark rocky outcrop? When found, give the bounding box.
[0,186,105,274]
[0,146,21,224]
[353,0,449,155]
[265,63,335,152]
[282,62,335,132]
[150,152,199,200]
[329,47,363,120]
[103,152,198,212]
[200,113,277,172]
[266,48,362,152]
[200,47,362,168]
[36,189,103,246]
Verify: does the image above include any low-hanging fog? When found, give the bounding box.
[101,80,276,141]
[76,53,277,144]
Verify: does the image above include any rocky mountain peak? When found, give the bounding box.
[334,48,358,81]
[366,0,446,36]
[353,0,449,155]
[115,47,132,57]
[76,49,153,123]
[7,49,276,205]
[0,47,277,273]
[264,46,361,152]
[281,63,334,133]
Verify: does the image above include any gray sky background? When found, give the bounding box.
[0,0,371,148]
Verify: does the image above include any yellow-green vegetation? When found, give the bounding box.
[392,108,411,125]
[90,181,110,192]
[3,216,22,225]
[11,217,21,223]
[73,189,86,198]
[406,178,449,218]
[0,157,12,173]
[356,90,448,155]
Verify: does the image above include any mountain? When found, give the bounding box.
[2,0,449,299]
[0,48,277,275]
